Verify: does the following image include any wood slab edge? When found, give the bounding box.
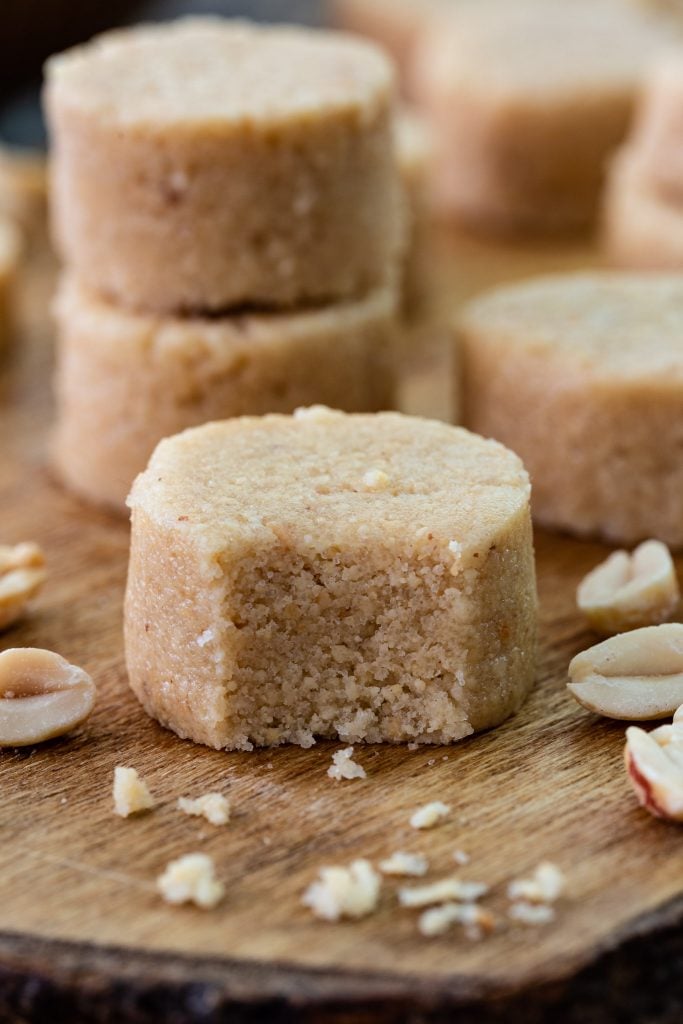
[0,893,681,1022]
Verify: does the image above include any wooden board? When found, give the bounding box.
[1,222,683,1024]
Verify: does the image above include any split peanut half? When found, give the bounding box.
[577,540,679,637]
[625,718,683,822]
[0,647,96,746]
[568,624,683,720]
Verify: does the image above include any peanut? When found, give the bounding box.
[0,647,95,746]
[577,540,679,637]
[568,624,683,720]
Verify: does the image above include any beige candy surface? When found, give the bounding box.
[604,147,683,269]
[52,275,397,514]
[45,18,403,313]
[125,409,537,751]
[412,0,675,233]
[459,272,683,546]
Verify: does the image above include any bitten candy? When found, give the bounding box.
[45,18,404,313]
[459,273,683,546]
[125,409,537,751]
[52,276,397,513]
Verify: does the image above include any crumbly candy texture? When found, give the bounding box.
[113,766,155,817]
[412,0,675,232]
[51,275,397,513]
[45,18,404,313]
[460,272,683,546]
[125,409,537,751]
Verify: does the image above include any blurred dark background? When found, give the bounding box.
[0,0,325,147]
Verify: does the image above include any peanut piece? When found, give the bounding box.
[625,723,683,822]
[577,541,678,637]
[0,542,46,630]
[567,624,683,720]
[0,647,95,746]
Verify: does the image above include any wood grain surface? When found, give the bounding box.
[1,220,682,1024]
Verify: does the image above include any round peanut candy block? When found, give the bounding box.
[51,275,397,514]
[45,18,404,313]
[125,409,537,751]
[459,272,683,545]
[411,0,675,233]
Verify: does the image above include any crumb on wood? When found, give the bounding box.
[508,901,556,926]
[378,851,429,877]
[418,902,495,939]
[177,792,230,826]
[302,859,380,921]
[157,853,224,909]
[410,801,450,829]
[398,877,488,908]
[327,746,367,781]
[508,862,566,904]
[113,766,155,818]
